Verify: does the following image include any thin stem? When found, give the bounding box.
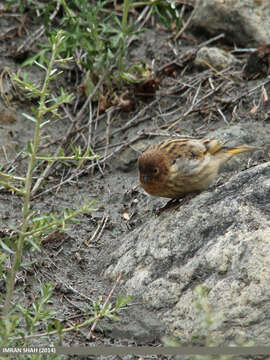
[122,0,130,35]
[117,0,130,72]
[0,181,25,195]
[0,172,25,182]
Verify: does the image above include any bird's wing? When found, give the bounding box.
[157,138,224,159]
[155,138,226,175]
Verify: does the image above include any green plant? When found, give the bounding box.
[23,0,137,85]
[16,283,56,335]
[7,0,183,99]
[144,0,181,29]
[22,0,182,94]
[86,295,131,322]
[1,30,98,319]
[0,282,130,348]
[128,0,181,29]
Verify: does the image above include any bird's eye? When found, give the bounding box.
[153,168,159,175]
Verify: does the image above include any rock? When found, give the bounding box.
[111,140,146,172]
[101,306,166,343]
[194,47,238,70]
[191,0,270,47]
[104,161,270,344]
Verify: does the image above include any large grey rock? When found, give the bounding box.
[191,0,270,47]
[104,161,270,344]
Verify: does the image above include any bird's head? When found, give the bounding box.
[138,150,169,196]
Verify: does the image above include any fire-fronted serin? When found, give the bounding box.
[138,137,260,198]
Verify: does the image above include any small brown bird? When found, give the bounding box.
[138,137,260,199]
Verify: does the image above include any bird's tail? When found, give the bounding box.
[214,144,262,163]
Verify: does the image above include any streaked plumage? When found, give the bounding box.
[138,137,260,198]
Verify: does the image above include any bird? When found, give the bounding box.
[138,137,261,199]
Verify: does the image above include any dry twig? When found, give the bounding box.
[174,0,200,41]
[84,216,108,248]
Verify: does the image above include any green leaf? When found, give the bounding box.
[22,113,37,123]
[0,239,15,254]
[34,61,47,71]
[27,141,33,154]
[115,295,131,309]
[40,120,51,128]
